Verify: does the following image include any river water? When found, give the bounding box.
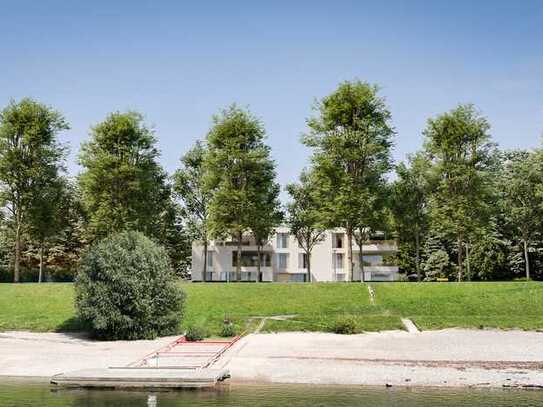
[1,381,542,406]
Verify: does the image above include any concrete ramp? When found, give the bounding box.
[51,367,230,389]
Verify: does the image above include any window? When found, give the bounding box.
[335,273,346,282]
[205,272,213,281]
[278,253,289,269]
[289,273,306,282]
[241,272,256,281]
[232,251,272,267]
[333,253,344,270]
[333,233,344,248]
[220,272,236,281]
[362,255,384,266]
[276,233,289,249]
[206,251,214,268]
[368,271,393,282]
[298,253,308,269]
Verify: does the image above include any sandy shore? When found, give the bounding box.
[0,331,179,377]
[220,330,543,388]
[1,329,543,388]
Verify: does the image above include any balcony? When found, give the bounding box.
[359,240,397,253]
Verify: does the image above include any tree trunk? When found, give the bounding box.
[202,240,208,282]
[359,244,365,283]
[415,231,421,282]
[346,227,353,282]
[523,239,530,281]
[38,244,44,283]
[306,251,311,282]
[466,242,471,282]
[14,222,21,283]
[236,230,242,282]
[457,237,463,282]
[257,243,262,282]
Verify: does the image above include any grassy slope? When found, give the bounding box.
[373,282,543,330]
[0,282,542,334]
[183,283,402,334]
[0,283,401,335]
[0,283,79,332]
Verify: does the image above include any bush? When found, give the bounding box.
[422,249,451,280]
[185,325,206,341]
[333,316,358,334]
[75,231,185,340]
[220,321,238,337]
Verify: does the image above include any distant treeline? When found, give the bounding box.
[0,81,541,282]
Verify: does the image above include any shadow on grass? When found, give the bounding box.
[55,316,87,333]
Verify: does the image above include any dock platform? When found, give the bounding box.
[51,367,230,389]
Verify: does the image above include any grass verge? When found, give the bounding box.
[182,283,402,335]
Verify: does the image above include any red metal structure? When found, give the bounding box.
[126,335,242,369]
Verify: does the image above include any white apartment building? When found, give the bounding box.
[191,226,400,282]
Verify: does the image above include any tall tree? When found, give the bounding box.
[173,141,212,281]
[26,176,67,282]
[423,104,494,281]
[499,150,542,280]
[303,80,395,281]
[391,153,430,281]
[204,105,276,282]
[78,112,171,241]
[250,177,282,282]
[0,98,68,282]
[286,170,326,282]
[45,179,88,278]
[353,191,389,282]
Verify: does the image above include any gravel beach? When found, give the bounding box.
[1,329,542,388]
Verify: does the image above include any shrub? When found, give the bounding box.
[422,249,451,281]
[333,316,358,334]
[220,321,238,337]
[185,325,206,341]
[75,231,185,340]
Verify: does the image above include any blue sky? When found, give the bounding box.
[1,1,542,196]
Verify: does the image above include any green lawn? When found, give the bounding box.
[183,283,401,335]
[0,283,79,332]
[0,282,542,335]
[373,282,543,330]
[0,282,401,335]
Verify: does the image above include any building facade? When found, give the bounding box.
[191,226,400,282]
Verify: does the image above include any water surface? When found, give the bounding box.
[1,381,542,406]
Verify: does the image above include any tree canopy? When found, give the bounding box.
[0,98,68,282]
[286,170,326,282]
[303,80,395,281]
[204,105,281,281]
[78,111,171,241]
[423,104,495,281]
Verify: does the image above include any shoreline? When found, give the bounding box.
[1,330,543,389]
[2,377,542,392]
[2,376,542,391]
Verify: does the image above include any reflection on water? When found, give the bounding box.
[1,381,542,407]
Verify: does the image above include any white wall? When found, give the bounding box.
[191,227,399,282]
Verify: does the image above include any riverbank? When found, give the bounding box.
[1,329,542,388]
[1,282,543,334]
